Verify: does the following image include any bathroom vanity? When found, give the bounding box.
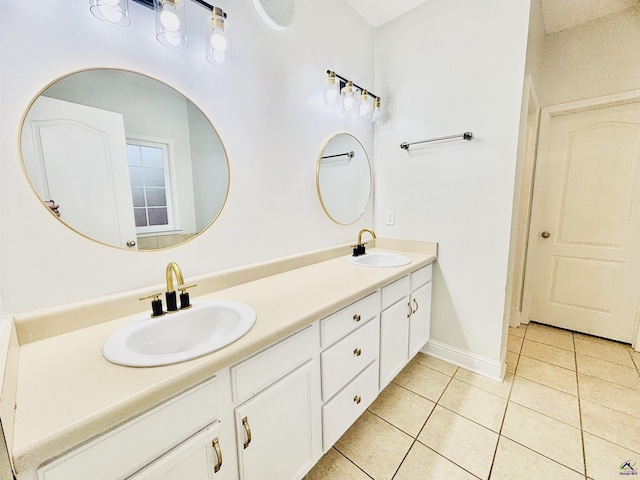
[3,239,436,480]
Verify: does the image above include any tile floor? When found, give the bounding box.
[304,322,640,480]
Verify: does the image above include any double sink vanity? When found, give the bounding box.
[4,237,436,480]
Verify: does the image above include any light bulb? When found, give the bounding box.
[160,8,180,31]
[358,90,373,121]
[341,81,357,115]
[326,88,338,106]
[90,0,130,26]
[100,4,124,24]
[371,97,382,125]
[210,30,228,52]
[325,72,340,108]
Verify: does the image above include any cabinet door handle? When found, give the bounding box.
[354,395,362,404]
[413,298,419,313]
[353,348,362,357]
[242,416,252,449]
[212,437,223,473]
[407,302,413,318]
[353,314,361,322]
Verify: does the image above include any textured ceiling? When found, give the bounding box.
[345,0,638,32]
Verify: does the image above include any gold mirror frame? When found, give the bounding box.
[316,133,372,225]
[19,68,230,251]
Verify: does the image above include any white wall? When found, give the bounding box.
[374,0,531,363]
[0,0,375,314]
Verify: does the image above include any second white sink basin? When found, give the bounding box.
[103,299,257,367]
[345,251,411,267]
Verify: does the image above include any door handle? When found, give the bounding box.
[242,417,252,449]
[541,231,551,239]
[212,437,223,473]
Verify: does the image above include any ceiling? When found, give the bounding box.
[344,0,638,32]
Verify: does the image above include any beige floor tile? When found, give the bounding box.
[632,350,640,371]
[579,374,640,419]
[368,382,435,437]
[438,378,507,432]
[454,369,514,399]
[303,448,371,480]
[413,353,459,376]
[577,353,640,390]
[580,400,640,454]
[393,360,451,402]
[509,376,580,427]
[490,436,584,480]
[501,402,584,473]
[525,323,574,351]
[418,406,498,479]
[583,432,640,480]
[574,336,635,368]
[515,356,578,395]
[394,442,477,480]
[507,335,523,354]
[505,351,519,374]
[334,411,413,480]
[508,325,527,338]
[520,339,576,371]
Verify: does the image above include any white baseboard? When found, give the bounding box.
[422,339,505,382]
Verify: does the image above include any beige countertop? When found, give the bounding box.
[9,239,437,474]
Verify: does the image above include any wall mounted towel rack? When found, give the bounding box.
[400,131,472,150]
[321,151,355,160]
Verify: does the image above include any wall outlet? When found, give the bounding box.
[385,210,395,225]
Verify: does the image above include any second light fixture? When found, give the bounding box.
[325,70,382,124]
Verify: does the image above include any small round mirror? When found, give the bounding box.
[316,133,372,225]
[20,69,229,250]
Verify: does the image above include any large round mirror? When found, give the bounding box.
[20,69,229,250]
[316,133,372,224]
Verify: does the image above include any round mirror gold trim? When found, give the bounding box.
[18,67,231,252]
[315,132,372,225]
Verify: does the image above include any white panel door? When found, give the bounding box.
[527,99,640,342]
[22,96,137,248]
[379,296,410,388]
[409,282,432,357]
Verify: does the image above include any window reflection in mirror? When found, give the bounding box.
[316,133,372,225]
[20,69,229,250]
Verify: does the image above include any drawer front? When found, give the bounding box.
[381,276,410,310]
[321,316,379,402]
[322,360,379,451]
[231,324,317,404]
[410,264,433,291]
[320,292,380,347]
[39,377,219,480]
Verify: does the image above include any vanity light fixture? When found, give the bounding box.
[325,70,382,124]
[89,0,231,65]
[90,0,131,26]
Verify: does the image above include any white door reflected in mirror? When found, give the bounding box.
[316,133,372,225]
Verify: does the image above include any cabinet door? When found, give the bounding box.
[409,282,432,358]
[379,296,410,388]
[129,422,231,480]
[235,361,316,480]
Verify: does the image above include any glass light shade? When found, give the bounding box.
[371,97,383,125]
[325,72,339,108]
[358,90,373,121]
[340,82,358,115]
[155,0,188,49]
[206,7,231,66]
[89,0,131,27]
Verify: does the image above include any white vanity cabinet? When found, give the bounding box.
[37,377,226,480]
[230,325,321,480]
[379,265,433,389]
[319,292,381,451]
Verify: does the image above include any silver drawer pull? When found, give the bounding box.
[353,348,362,357]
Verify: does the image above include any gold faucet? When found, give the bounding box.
[357,228,376,245]
[165,262,185,294]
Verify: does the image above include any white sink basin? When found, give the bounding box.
[103,299,257,367]
[345,251,411,267]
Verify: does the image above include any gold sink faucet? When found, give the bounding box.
[353,229,376,257]
[165,262,196,312]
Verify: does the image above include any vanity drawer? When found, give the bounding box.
[411,264,433,290]
[381,276,410,310]
[231,323,317,404]
[321,316,379,401]
[322,360,379,451]
[38,377,219,480]
[320,291,380,347]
